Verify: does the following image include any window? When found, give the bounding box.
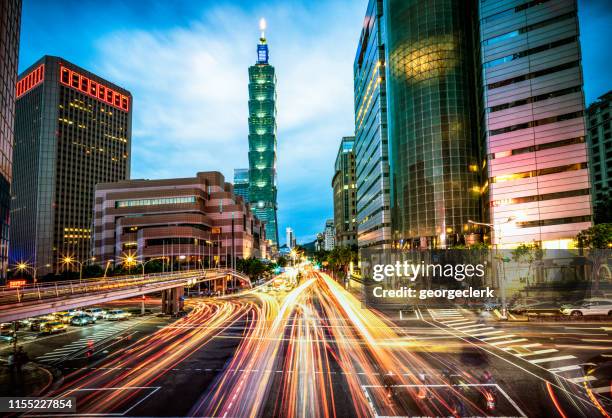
[115,196,198,208]
[484,36,577,69]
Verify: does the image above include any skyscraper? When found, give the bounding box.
[480,0,591,248]
[332,136,357,247]
[248,19,279,248]
[385,0,484,249]
[10,56,132,276]
[285,227,295,249]
[324,219,335,251]
[586,91,611,204]
[233,168,250,203]
[353,0,392,250]
[0,0,21,282]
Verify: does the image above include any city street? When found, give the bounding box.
[3,271,609,417]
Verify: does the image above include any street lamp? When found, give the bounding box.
[468,216,517,319]
[62,256,96,283]
[14,261,50,284]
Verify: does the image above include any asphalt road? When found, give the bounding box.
[2,273,610,417]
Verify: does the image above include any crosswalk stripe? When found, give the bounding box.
[590,386,610,394]
[444,320,473,326]
[520,343,542,349]
[516,349,558,357]
[454,324,482,330]
[490,338,528,346]
[549,365,582,373]
[482,334,516,341]
[567,376,597,384]
[471,330,503,337]
[530,355,576,364]
[441,319,469,325]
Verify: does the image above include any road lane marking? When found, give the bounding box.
[549,365,582,373]
[516,349,559,357]
[530,355,576,364]
[590,386,611,394]
[490,338,528,346]
[481,334,516,341]
[567,376,597,384]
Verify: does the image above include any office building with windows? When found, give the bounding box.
[10,56,132,275]
[480,0,591,248]
[385,0,485,249]
[0,0,21,282]
[285,227,295,249]
[332,136,357,247]
[587,91,612,203]
[324,219,335,251]
[248,21,279,248]
[353,0,392,250]
[233,168,250,203]
[93,171,267,269]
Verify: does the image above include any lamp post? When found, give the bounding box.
[15,262,51,284]
[468,216,517,319]
[62,256,96,284]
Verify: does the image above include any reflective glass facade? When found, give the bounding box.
[385,0,484,249]
[353,0,392,250]
[586,91,611,202]
[248,35,279,248]
[480,0,591,248]
[332,136,357,247]
[233,168,249,203]
[10,56,132,275]
[0,0,21,282]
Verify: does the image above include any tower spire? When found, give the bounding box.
[259,18,266,43]
[256,18,269,64]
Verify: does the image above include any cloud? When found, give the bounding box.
[94,0,363,243]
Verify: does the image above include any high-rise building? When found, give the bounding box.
[233,168,250,203]
[480,0,592,248]
[587,91,612,203]
[248,19,279,248]
[385,0,485,249]
[93,171,266,268]
[353,0,392,250]
[324,219,335,251]
[332,136,357,247]
[10,56,132,276]
[285,227,295,249]
[0,0,21,282]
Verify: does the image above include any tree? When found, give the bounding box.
[327,246,354,279]
[511,242,543,293]
[276,256,288,268]
[575,224,612,293]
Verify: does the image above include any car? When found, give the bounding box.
[84,308,107,319]
[70,314,96,326]
[508,298,541,314]
[0,334,14,343]
[520,301,562,316]
[56,313,76,324]
[106,309,130,321]
[29,318,48,332]
[560,298,612,317]
[40,321,68,334]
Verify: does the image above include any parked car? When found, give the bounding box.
[560,298,612,317]
[0,323,13,336]
[520,301,562,316]
[40,321,68,334]
[84,308,107,319]
[56,313,76,324]
[106,309,130,321]
[70,314,96,326]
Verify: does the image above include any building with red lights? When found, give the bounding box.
[10,56,132,276]
[92,171,267,270]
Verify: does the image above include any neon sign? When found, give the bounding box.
[59,66,130,112]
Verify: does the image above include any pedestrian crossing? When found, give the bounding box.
[427,308,611,398]
[36,320,137,364]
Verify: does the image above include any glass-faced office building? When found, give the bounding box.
[233,168,250,203]
[353,0,392,250]
[586,91,611,203]
[248,32,279,248]
[385,0,484,249]
[480,0,591,248]
[0,0,21,282]
[10,56,132,275]
[332,136,357,247]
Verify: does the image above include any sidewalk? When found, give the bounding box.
[0,360,53,396]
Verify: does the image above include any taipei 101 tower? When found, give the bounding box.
[247,18,279,248]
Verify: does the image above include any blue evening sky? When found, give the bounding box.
[18,0,612,245]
